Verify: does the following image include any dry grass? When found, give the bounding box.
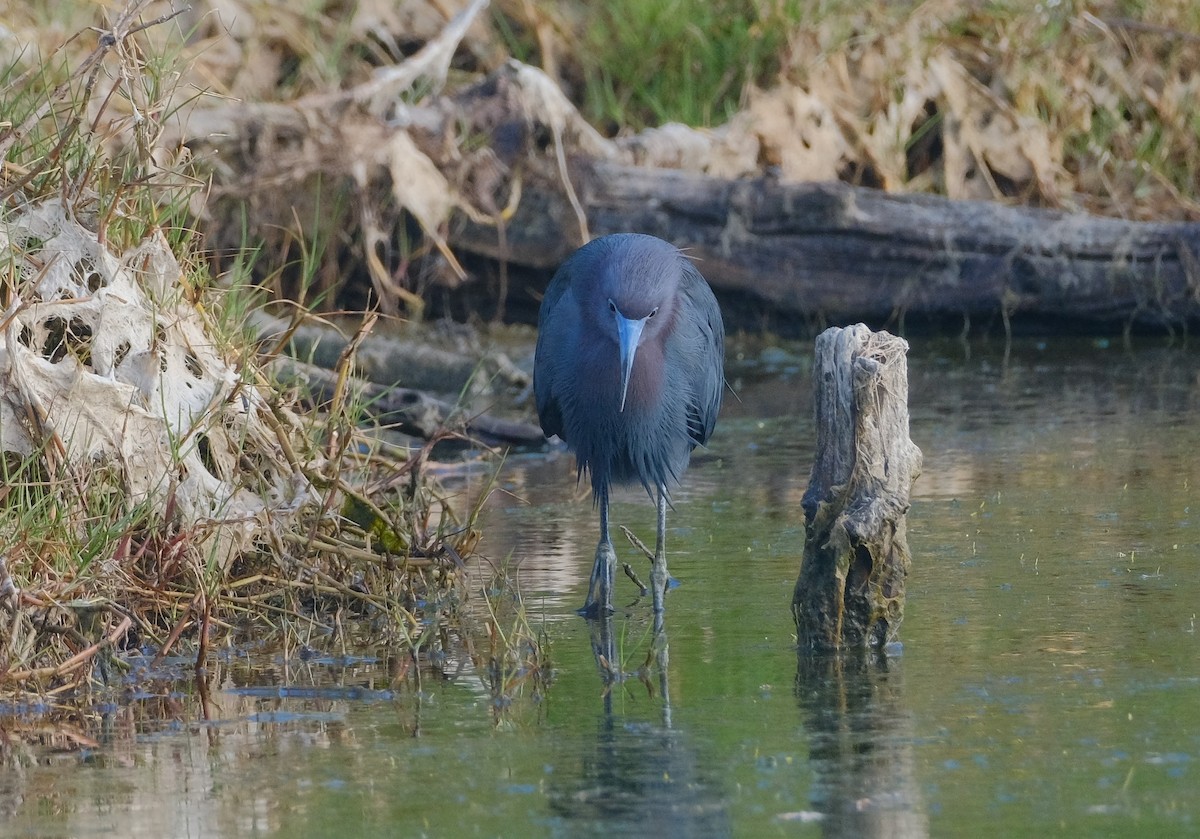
[512,0,1200,219]
[765,0,1200,219]
[8,1,1193,208]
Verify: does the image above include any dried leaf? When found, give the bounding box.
[746,85,848,182]
[382,131,465,279]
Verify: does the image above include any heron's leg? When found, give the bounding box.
[651,488,671,722]
[579,488,616,618]
[650,484,669,616]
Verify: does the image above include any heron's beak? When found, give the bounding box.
[615,312,647,413]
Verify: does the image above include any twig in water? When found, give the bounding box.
[619,525,654,562]
[152,589,202,667]
[622,562,646,593]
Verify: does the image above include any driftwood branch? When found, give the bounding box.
[250,311,529,397]
[269,357,543,448]
[249,311,540,447]
[793,325,922,653]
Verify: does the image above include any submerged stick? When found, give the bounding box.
[793,325,922,652]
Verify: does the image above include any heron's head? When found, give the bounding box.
[583,234,686,411]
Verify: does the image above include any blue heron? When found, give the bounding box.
[534,233,725,617]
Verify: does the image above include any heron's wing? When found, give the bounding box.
[537,257,574,332]
[681,264,725,448]
[533,259,580,440]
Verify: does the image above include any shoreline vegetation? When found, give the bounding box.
[0,0,1197,725]
[0,1,546,728]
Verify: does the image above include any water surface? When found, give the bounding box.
[6,336,1200,837]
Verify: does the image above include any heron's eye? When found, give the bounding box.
[608,299,617,314]
[648,307,659,319]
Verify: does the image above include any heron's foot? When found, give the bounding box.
[576,600,616,620]
[631,569,679,596]
[646,577,680,602]
[579,539,618,619]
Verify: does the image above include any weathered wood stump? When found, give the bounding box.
[793,324,922,652]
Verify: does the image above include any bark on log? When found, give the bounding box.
[793,325,922,653]
[453,161,1200,326]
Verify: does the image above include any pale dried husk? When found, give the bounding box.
[0,199,312,569]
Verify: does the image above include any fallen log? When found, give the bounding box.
[452,161,1200,328]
